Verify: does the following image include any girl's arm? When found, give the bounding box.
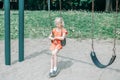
[55,33,66,40]
[48,32,54,40]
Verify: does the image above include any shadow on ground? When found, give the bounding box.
[12,49,120,73]
[11,49,48,65]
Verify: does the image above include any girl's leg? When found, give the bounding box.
[50,49,59,73]
[53,49,59,71]
[50,50,55,73]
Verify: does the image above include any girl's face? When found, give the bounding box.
[56,22,62,29]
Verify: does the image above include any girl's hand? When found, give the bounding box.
[48,32,55,41]
[54,37,58,40]
[54,36,65,40]
[51,37,55,41]
[51,37,55,43]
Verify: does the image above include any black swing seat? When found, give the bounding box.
[90,51,116,68]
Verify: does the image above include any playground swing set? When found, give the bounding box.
[90,0,118,68]
[48,0,118,77]
[4,0,118,72]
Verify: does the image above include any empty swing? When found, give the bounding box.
[90,0,118,68]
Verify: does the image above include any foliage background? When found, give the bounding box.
[0,10,120,40]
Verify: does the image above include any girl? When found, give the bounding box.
[48,17,68,76]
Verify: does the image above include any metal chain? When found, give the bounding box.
[59,0,62,17]
[48,0,52,30]
[113,0,118,56]
[91,0,95,52]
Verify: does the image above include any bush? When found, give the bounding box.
[0,10,120,40]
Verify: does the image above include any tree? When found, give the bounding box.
[105,0,113,12]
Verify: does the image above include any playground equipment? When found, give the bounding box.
[48,0,118,69]
[90,0,118,68]
[4,0,118,67]
[4,0,24,65]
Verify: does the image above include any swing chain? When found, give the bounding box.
[91,0,95,52]
[113,0,118,56]
[48,0,52,30]
[59,0,62,17]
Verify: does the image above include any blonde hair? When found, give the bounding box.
[54,17,64,27]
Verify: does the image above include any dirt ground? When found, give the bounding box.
[0,38,120,80]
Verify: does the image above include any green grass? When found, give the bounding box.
[0,10,120,40]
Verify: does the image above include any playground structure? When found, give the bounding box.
[89,0,118,68]
[4,0,118,68]
[1,1,120,80]
[48,0,118,69]
[4,0,24,65]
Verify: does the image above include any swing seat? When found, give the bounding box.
[61,38,66,46]
[90,51,116,68]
